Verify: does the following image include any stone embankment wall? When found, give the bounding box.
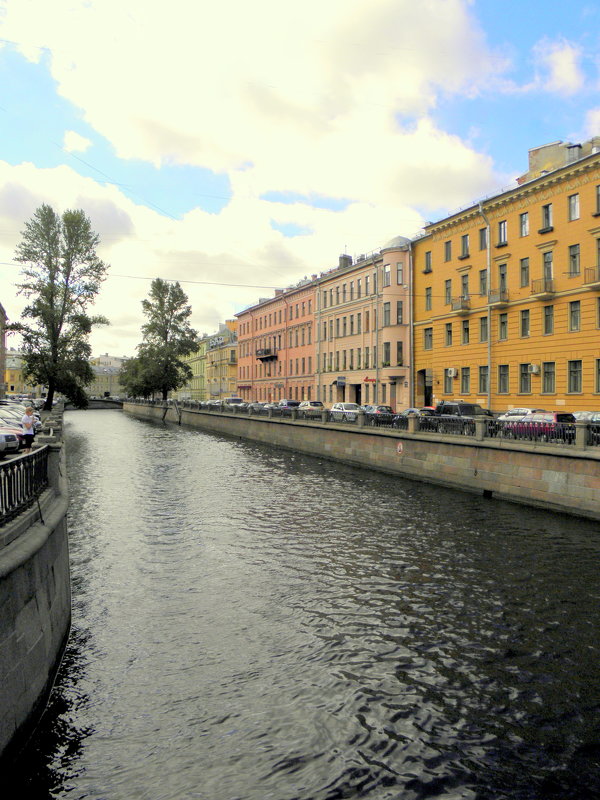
[125,403,600,521]
[0,411,71,763]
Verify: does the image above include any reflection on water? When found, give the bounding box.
[8,410,600,799]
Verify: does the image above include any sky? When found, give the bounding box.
[1,0,600,358]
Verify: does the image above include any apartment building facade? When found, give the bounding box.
[206,321,238,401]
[315,238,412,409]
[412,138,600,412]
[236,280,317,403]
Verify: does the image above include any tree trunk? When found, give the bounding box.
[44,381,56,411]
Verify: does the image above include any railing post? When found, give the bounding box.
[474,418,486,441]
[321,409,328,424]
[575,421,588,450]
[407,414,418,433]
[290,409,298,421]
[357,410,365,428]
[268,407,273,419]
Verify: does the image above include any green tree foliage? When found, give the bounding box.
[10,204,109,409]
[124,278,198,400]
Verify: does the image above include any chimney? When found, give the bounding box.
[339,254,353,269]
[274,289,283,296]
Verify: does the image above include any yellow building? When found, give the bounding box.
[179,337,209,401]
[4,348,45,398]
[205,321,238,400]
[412,138,600,413]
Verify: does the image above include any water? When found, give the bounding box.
[9,410,600,799]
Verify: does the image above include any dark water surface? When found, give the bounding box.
[10,410,600,799]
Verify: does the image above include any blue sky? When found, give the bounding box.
[1,0,599,355]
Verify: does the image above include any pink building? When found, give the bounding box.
[236,279,317,402]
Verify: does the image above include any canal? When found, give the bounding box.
[9,410,600,799]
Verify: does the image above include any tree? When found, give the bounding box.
[10,204,109,409]
[133,278,198,400]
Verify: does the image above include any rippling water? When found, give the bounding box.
[9,410,600,799]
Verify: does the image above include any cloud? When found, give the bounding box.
[63,130,92,152]
[584,107,600,137]
[533,38,584,95]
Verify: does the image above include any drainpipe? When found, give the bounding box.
[374,257,380,403]
[479,202,492,411]
[316,278,322,402]
[408,242,414,408]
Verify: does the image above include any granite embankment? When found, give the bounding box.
[126,401,600,521]
[0,407,71,764]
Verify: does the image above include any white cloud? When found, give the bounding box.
[63,130,92,153]
[533,38,584,95]
[584,107,600,137]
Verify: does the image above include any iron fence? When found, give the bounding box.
[0,446,49,526]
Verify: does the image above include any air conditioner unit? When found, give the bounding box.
[528,363,540,374]
[447,368,458,378]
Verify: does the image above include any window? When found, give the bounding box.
[444,241,452,261]
[520,258,529,287]
[441,279,450,305]
[479,365,488,394]
[542,362,555,393]
[519,364,531,393]
[349,282,354,301]
[568,244,580,276]
[365,275,370,295]
[461,274,469,298]
[342,317,347,336]
[357,278,362,298]
[479,227,488,250]
[596,359,600,393]
[498,313,508,340]
[396,341,403,366]
[445,322,453,346]
[540,203,553,231]
[365,347,369,368]
[357,313,362,333]
[383,264,391,287]
[424,327,433,350]
[479,316,488,342]
[596,185,600,215]
[568,193,580,221]
[342,350,346,370]
[460,234,469,258]
[383,302,391,326]
[461,367,470,394]
[365,310,369,332]
[479,270,487,296]
[335,318,340,337]
[424,251,432,272]
[396,263,404,285]
[568,359,582,393]
[498,364,509,393]
[383,342,390,365]
[520,309,530,337]
[543,305,554,335]
[342,284,347,302]
[569,300,581,331]
[519,212,529,236]
[357,348,362,368]
[543,250,553,280]
[498,263,507,291]
[350,315,354,335]
[396,302,403,324]
[335,287,340,304]
[444,369,453,393]
[461,319,470,344]
[425,287,432,311]
[329,319,334,339]
[497,220,507,245]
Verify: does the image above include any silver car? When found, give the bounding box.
[330,402,361,422]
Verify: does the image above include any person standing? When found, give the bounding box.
[21,406,35,453]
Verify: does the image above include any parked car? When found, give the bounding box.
[277,399,301,409]
[247,401,267,413]
[298,400,324,419]
[497,407,546,422]
[506,412,576,442]
[0,429,21,455]
[221,397,246,409]
[329,402,362,422]
[430,401,494,434]
[362,405,395,426]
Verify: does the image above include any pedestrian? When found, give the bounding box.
[21,406,36,453]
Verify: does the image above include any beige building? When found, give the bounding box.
[206,321,238,400]
[316,237,412,409]
[178,337,209,401]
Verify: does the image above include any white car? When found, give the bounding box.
[496,407,546,422]
[329,402,362,422]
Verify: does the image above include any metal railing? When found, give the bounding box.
[0,447,49,525]
[126,400,600,450]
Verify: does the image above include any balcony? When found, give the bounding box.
[583,266,600,290]
[530,278,555,300]
[488,288,509,308]
[450,296,471,315]
[255,348,278,361]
